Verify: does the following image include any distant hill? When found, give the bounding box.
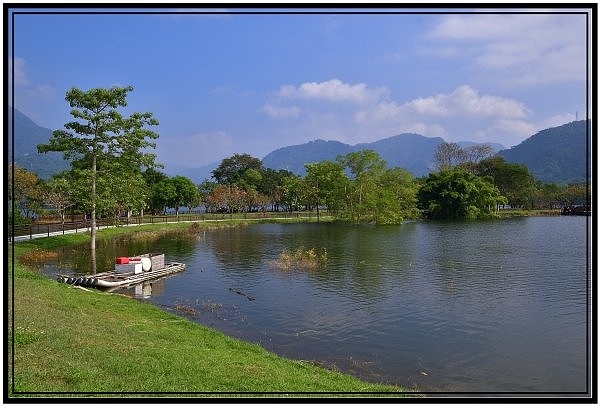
[262,139,355,175]
[164,161,220,184]
[10,108,590,185]
[8,106,69,179]
[262,133,502,177]
[498,120,590,184]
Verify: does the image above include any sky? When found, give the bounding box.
[7,5,592,170]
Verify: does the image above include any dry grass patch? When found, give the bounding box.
[270,246,328,272]
[18,249,59,268]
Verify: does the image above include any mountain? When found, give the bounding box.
[263,133,452,177]
[8,106,69,179]
[164,161,219,184]
[498,120,590,184]
[10,108,590,185]
[262,139,354,175]
[354,133,447,177]
[457,140,505,151]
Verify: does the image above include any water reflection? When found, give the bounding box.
[41,217,589,394]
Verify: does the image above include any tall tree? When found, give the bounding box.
[418,168,507,220]
[336,150,387,223]
[473,156,536,208]
[212,153,264,186]
[305,160,348,219]
[171,175,201,216]
[37,86,160,273]
[433,142,468,171]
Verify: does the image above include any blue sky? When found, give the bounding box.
[8,6,591,170]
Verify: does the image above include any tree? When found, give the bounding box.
[143,168,169,215]
[38,86,160,273]
[464,144,495,164]
[473,156,536,208]
[433,142,467,171]
[97,170,148,221]
[305,160,348,219]
[377,167,420,222]
[212,153,264,186]
[336,150,386,223]
[418,168,507,220]
[8,164,44,221]
[171,175,201,216]
[44,176,75,225]
[279,174,307,212]
[150,178,177,215]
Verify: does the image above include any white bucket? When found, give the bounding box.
[141,257,152,272]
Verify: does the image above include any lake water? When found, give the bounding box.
[44,216,591,394]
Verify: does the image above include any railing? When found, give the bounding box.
[8,211,328,242]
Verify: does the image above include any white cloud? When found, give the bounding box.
[9,57,29,86]
[354,85,530,126]
[404,85,530,118]
[262,102,301,119]
[264,80,547,147]
[540,113,578,129]
[426,13,586,85]
[277,78,389,104]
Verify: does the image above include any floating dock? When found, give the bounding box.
[57,253,185,289]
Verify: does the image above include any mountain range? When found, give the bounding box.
[8,106,69,179]
[262,134,506,177]
[497,120,591,184]
[8,107,591,185]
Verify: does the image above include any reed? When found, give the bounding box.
[272,246,328,272]
[8,222,412,397]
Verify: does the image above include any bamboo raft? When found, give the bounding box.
[57,253,185,289]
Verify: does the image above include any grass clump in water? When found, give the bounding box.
[272,246,328,272]
[8,221,415,397]
[18,249,59,268]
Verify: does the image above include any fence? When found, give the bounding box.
[8,211,328,242]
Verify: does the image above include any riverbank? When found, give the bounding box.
[7,221,413,398]
[496,208,561,217]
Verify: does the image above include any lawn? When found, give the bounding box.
[7,222,415,398]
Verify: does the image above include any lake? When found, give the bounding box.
[43,216,591,394]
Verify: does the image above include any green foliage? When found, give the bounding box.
[36,86,161,254]
[305,160,349,213]
[43,176,75,223]
[334,151,419,224]
[472,156,536,208]
[418,168,507,220]
[212,153,264,186]
[171,175,201,214]
[279,174,307,212]
[150,178,177,214]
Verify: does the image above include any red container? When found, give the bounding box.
[129,257,141,262]
[116,257,129,264]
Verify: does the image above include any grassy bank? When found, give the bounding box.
[7,221,413,398]
[496,209,561,218]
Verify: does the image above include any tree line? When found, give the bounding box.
[11,86,590,229]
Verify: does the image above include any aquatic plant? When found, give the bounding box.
[18,249,59,268]
[271,246,328,272]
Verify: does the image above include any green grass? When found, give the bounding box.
[496,209,561,217]
[7,221,415,398]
